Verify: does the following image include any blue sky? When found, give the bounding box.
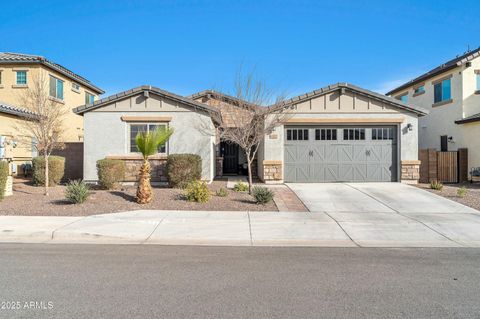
[1,0,478,97]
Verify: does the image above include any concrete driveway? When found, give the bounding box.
[287,183,480,247]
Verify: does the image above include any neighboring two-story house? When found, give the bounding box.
[386,47,480,172]
[0,52,104,173]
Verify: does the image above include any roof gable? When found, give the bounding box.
[0,52,104,94]
[279,83,428,116]
[386,47,480,95]
[73,85,220,116]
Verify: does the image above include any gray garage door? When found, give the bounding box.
[284,126,398,182]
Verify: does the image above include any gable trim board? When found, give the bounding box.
[120,116,172,122]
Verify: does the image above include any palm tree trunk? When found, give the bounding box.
[44,153,49,196]
[136,159,152,204]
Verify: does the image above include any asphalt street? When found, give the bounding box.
[1,244,479,318]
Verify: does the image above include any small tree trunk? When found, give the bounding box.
[136,159,152,204]
[246,154,253,194]
[44,153,49,196]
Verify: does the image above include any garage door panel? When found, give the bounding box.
[339,145,354,162]
[284,126,398,183]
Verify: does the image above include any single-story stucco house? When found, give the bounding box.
[73,83,428,184]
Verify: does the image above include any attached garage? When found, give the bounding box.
[284,126,397,182]
[258,83,429,184]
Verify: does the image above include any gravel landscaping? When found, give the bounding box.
[0,179,277,216]
[416,182,480,211]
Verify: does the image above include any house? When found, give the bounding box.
[0,52,104,173]
[74,86,218,183]
[76,83,427,184]
[386,47,480,173]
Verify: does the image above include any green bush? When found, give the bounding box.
[216,187,228,197]
[185,180,210,203]
[0,161,9,200]
[233,182,248,192]
[32,156,65,186]
[65,180,90,204]
[166,154,202,188]
[252,186,275,204]
[97,159,126,189]
[457,186,467,198]
[430,180,443,191]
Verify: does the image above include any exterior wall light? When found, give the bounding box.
[407,123,413,131]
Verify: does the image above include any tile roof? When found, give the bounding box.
[386,47,480,95]
[455,112,480,124]
[73,85,220,116]
[0,101,38,119]
[0,52,104,94]
[278,82,429,116]
[188,90,260,110]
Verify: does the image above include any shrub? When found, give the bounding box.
[185,180,210,203]
[216,187,228,197]
[32,156,65,186]
[166,154,202,188]
[430,180,443,191]
[65,180,90,204]
[233,182,248,192]
[252,186,275,204]
[457,186,467,198]
[97,159,126,189]
[0,161,9,200]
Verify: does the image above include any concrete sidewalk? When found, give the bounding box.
[2,209,480,247]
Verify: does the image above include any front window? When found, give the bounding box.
[129,124,168,153]
[433,78,451,103]
[72,82,80,92]
[396,93,408,103]
[49,75,64,100]
[85,92,95,105]
[414,85,425,95]
[476,73,480,91]
[16,71,27,85]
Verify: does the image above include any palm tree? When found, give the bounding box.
[135,127,173,204]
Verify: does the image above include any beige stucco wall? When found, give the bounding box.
[83,94,216,182]
[0,112,34,173]
[393,56,480,171]
[0,64,101,143]
[260,91,421,182]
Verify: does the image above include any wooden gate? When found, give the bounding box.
[437,151,458,183]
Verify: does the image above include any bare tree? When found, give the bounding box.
[208,72,289,193]
[17,73,66,196]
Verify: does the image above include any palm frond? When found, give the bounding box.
[135,127,174,159]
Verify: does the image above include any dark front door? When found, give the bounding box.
[222,142,239,174]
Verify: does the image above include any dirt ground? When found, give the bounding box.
[416,182,480,211]
[0,179,278,216]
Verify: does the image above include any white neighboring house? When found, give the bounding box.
[386,47,480,172]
